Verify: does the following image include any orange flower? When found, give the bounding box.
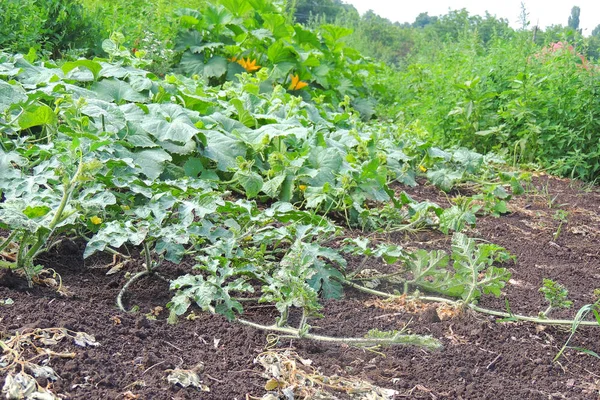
[288,74,308,90]
[236,57,261,72]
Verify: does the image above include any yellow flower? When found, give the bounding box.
[288,74,308,90]
[419,165,427,172]
[236,57,261,72]
[90,216,102,225]
[298,184,307,191]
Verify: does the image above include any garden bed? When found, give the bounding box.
[2,176,599,399]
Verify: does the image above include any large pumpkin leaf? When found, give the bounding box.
[0,81,26,112]
[18,104,57,129]
[92,79,148,103]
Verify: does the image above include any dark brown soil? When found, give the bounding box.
[2,175,600,399]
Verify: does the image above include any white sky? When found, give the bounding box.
[342,0,600,34]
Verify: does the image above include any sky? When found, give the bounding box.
[342,0,600,34]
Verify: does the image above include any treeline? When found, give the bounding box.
[291,1,600,65]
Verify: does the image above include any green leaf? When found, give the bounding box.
[427,168,463,192]
[451,233,511,303]
[180,52,205,76]
[267,40,296,64]
[183,157,205,177]
[203,56,228,78]
[307,147,343,187]
[22,205,51,219]
[203,130,247,171]
[92,79,148,103]
[156,239,186,263]
[62,60,102,81]
[452,148,483,173]
[230,98,257,128]
[141,117,198,145]
[439,205,476,234]
[18,105,57,129]
[0,81,27,113]
[307,262,344,299]
[118,148,172,180]
[234,170,263,198]
[84,221,148,258]
[262,174,286,198]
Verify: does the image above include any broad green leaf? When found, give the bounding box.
[234,170,263,198]
[453,148,484,173]
[427,168,463,192]
[202,130,247,171]
[180,52,205,76]
[262,174,286,197]
[183,157,205,177]
[141,118,198,145]
[92,79,148,103]
[307,147,343,187]
[18,105,57,129]
[129,148,172,180]
[307,262,344,299]
[23,205,51,219]
[62,60,102,81]
[203,56,228,78]
[0,81,27,112]
[156,238,186,263]
[267,40,296,64]
[81,99,127,132]
[84,221,148,258]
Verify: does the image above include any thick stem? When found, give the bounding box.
[277,306,289,327]
[116,270,150,312]
[235,317,442,350]
[23,155,85,266]
[343,279,600,327]
[0,230,18,254]
[143,241,153,272]
[15,231,30,271]
[541,305,553,318]
[298,309,308,335]
[463,264,479,305]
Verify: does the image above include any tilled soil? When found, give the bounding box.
[1,175,600,399]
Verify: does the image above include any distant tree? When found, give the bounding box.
[586,24,600,59]
[568,6,580,31]
[518,2,529,30]
[413,12,438,28]
[293,0,357,24]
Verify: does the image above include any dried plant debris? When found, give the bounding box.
[1,328,100,400]
[166,363,210,392]
[365,296,462,321]
[255,350,398,400]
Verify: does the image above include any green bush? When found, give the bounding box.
[0,0,101,57]
[380,31,600,181]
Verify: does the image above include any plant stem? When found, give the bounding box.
[143,241,153,271]
[343,279,600,327]
[116,270,150,312]
[21,155,85,275]
[0,231,18,254]
[235,317,442,350]
[541,305,553,318]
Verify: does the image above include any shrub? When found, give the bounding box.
[0,0,101,57]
